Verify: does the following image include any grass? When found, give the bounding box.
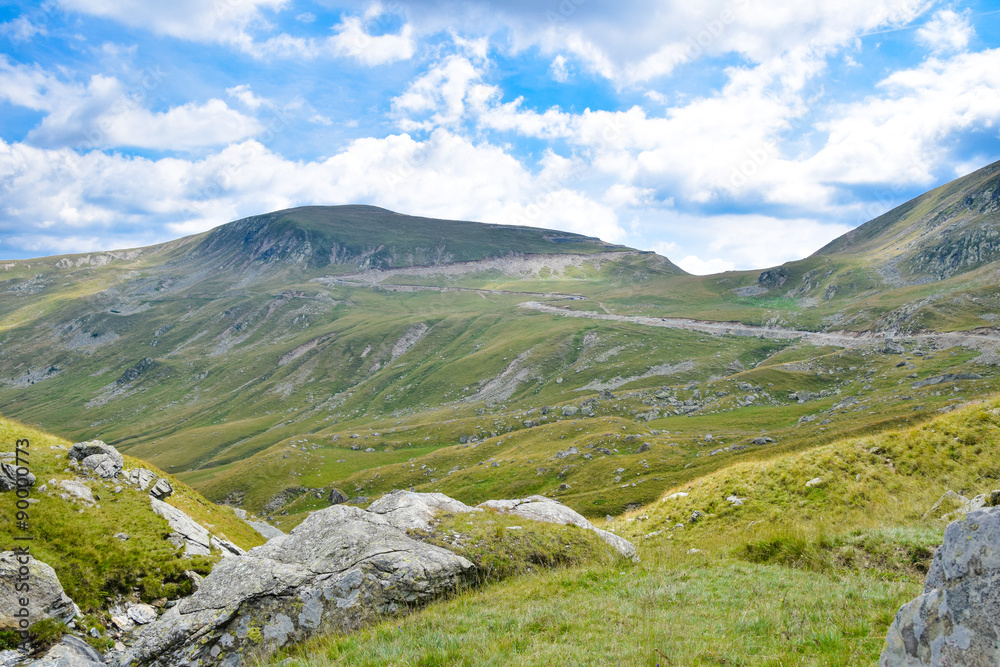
[261,390,1000,667]
[0,416,264,615]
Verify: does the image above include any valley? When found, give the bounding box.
[1,161,1000,664]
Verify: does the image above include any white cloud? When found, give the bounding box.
[550,55,569,82]
[0,56,263,150]
[249,13,415,65]
[0,16,46,41]
[0,129,626,257]
[0,58,262,150]
[296,12,316,23]
[55,0,286,46]
[802,49,1000,188]
[677,256,736,275]
[402,0,931,85]
[917,9,974,53]
[650,240,678,257]
[227,84,266,110]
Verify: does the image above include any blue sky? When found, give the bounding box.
[1,0,999,272]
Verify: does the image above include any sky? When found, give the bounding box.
[1,1,999,273]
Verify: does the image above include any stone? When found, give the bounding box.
[367,490,479,532]
[118,502,475,667]
[990,490,1000,507]
[805,477,824,488]
[636,443,651,453]
[0,462,34,492]
[0,553,80,628]
[751,436,774,445]
[58,480,94,504]
[247,521,285,541]
[27,635,106,666]
[689,510,705,523]
[124,468,156,491]
[113,533,129,541]
[328,488,348,505]
[880,507,1000,666]
[149,498,244,558]
[477,495,637,561]
[127,603,158,625]
[148,478,173,500]
[663,492,689,501]
[68,441,123,479]
[561,405,579,417]
[726,495,744,507]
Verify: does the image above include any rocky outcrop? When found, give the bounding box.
[149,499,244,558]
[28,635,106,666]
[114,491,633,666]
[246,521,284,541]
[757,266,790,288]
[368,490,478,531]
[478,495,638,561]
[0,553,80,628]
[116,503,475,667]
[327,488,348,505]
[0,462,34,492]
[68,441,123,479]
[880,506,1000,665]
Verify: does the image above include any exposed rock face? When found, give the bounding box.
[68,441,123,479]
[125,469,156,491]
[478,495,638,561]
[149,499,244,558]
[757,266,790,288]
[880,507,1000,665]
[28,635,106,666]
[245,521,284,541]
[0,553,80,628]
[368,490,478,531]
[116,503,475,667]
[0,462,34,492]
[327,488,348,505]
[148,479,173,501]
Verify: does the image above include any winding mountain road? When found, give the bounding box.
[519,301,1000,353]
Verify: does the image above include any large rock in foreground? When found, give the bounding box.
[880,506,1000,665]
[0,553,80,629]
[115,503,475,666]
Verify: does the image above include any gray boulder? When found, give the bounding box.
[327,488,348,505]
[477,495,638,561]
[68,441,123,479]
[880,507,1000,665]
[561,406,579,417]
[26,635,106,666]
[124,468,156,491]
[148,479,172,501]
[0,462,34,492]
[116,503,475,666]
[246,521,285,541]
[368,490,479,531]
[149,498,244,558]
[0,553,80,628]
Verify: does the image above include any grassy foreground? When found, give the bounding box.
[265,396,1000,666]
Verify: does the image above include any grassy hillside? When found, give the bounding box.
[267,393,1000,666]
[3,168,1000,527]
[0,416,264,642]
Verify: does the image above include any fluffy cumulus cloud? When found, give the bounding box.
[0,57,262,150]
[917,9,975,53]
[0,130,624,253]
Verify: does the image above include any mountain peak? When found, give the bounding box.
[188,205,626,272]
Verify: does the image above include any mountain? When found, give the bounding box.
[1,167,999,524]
